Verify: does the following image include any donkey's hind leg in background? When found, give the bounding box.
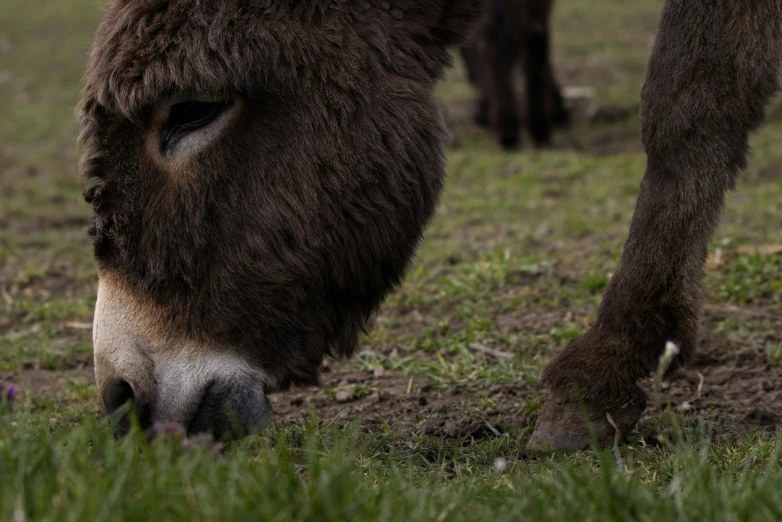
[519,0,558,146]
[464,0,568,149]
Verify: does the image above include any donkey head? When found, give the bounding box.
[78,0,482,437]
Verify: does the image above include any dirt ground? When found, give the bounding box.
[8,300,776,445]
[270,306,782,440]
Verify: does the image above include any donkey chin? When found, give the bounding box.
[93,273,273,440]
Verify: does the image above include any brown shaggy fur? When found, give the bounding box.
[460,0,569,149]
[79,0,782,448]
[530,0,782,449]
[78,0,483,392]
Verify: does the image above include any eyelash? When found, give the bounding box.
[160,100,233,153]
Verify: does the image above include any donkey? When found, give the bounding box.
[79,0,781,450]
[460,0,570,149]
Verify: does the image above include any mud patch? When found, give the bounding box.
[271,371,538,443]
[274,304,782,442]
[0,364,95,400]
[641,317,782,435]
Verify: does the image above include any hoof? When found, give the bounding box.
[528,122,552,149]
[469,101,489,127]
[531,136,552,150]
[527,392,644,453]
[553,106,571,129]
[498,119,520,150]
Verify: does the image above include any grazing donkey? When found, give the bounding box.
[79,0,781,450]
[460,0,570,149]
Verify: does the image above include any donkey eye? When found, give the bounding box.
[161,100,233,152]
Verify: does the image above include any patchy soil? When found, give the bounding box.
[272,371,537,440]
[267,305,782,443]
[1,297,779,444]
[655,313,782,433]
[0,365,94,400]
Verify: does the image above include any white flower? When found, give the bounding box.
[664,341,680,359]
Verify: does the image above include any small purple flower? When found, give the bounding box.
[162,423,184,436]
[1,383,18,404]
[152,422,185,437]
[181,433,224,459]
[190,433,216,448]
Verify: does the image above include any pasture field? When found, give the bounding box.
[2,0,782,520]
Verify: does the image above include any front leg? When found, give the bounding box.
[529,0,782,451]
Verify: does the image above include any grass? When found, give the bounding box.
[1,0,782,520]
[3,409,782,521]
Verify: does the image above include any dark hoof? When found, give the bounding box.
[531,136,552,149]
[469,101,489,127]
[527,391,644,453]
[529,122,552,149]
[498,120,520,150]
[553,106,571,129]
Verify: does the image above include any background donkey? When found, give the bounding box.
[460,0,570,149]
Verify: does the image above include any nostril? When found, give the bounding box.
[102,380,134,414]
[102,380,152,435]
